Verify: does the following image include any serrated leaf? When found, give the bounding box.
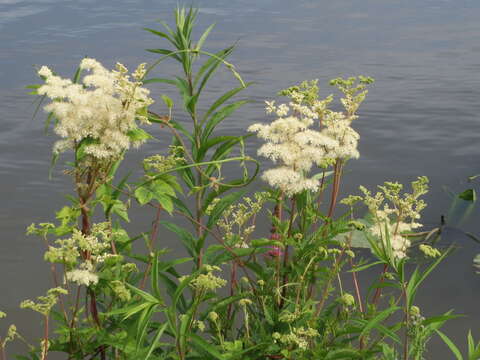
[135,186,153,206]
[110,200,130,222]
[156,193,174,214]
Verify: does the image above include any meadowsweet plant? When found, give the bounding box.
[19,54,160,360]
[4,5,477,360]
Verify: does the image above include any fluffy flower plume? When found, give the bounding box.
[65,261,99,287]
[37,58,154,159]
[249,78,372,195]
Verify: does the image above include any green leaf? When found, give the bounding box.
[208,247,265,266]
[374,323,401,344]
[459,189,476,202]
[156,193,174,214]
[195,23,216,52]
[324,349,362,359]
[106,171,131,212]
[151,253,161,300]
[144,27,176,45]
[152,180,176,197]
[126,283,162,304]
[173,272,198,310]
[201,100,249,142]
[161,94,174,109]
[127,128,153,142]
[48,151,59,179]
[189,333,226,360]
[194,46,234,93]
[161,221,197,257]
[196,135,239,162]
[334,222,371,249]
[423,311,459,329]
[107,301,151,320]
[44,111,55,133]
[171,197,194,219]
[250,238,282,247]
[143,77,177,86]
[136,303,157,349]
[135,186,153,206]
[75,136,100,162]
[146,48,182,63]
[468,331,475,358]
[436,329,463,360]
[72,66,83,84]
[110,200,130,222]
[360,306,400,338]
[144,323,168,360]
[406,248,450,308]
[203,139,249,178]
[158,257,192,272]
[201,82,252,125]
[160,272,187,312]
[204,294,245,318]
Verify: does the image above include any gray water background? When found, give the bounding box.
[1,0,480,357]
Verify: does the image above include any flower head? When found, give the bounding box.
[37,58,153,160]
[249,77,372,195]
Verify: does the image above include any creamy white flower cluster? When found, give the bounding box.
[65,261,99,287]
[249,80,364,195]
[44,223,121,287]
[359,177,429,259]
[179,265,226,292]
[368,209,421,259]
[37,58,153,159]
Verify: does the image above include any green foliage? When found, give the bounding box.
[5,5,475,360]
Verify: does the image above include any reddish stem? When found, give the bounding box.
[350,258,364,314]
[371,264,388,306]
[42,315,49,360]
[226,262,238,324]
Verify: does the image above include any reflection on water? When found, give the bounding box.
[1,0,480,356]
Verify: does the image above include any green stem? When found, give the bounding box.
[403,283,410,360]
[280,197,296,307]
[140,206,162,289]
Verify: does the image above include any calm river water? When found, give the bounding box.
[1,0,480,357]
